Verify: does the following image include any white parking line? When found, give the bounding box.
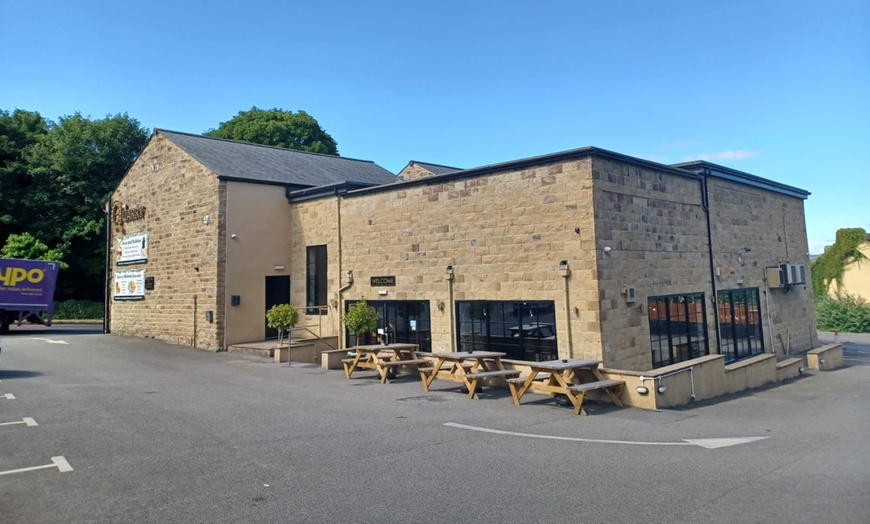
[0,456,73,476]
[2,393,15,400]
[0,417,38,427]
[445,422,770,449]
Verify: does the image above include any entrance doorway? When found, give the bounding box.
[265,276,290,339]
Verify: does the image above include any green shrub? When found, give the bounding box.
[53,299,104,320]
[815,294,870,333]
[266,303,299,347]
[344,298,379,338]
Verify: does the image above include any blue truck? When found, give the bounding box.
[0,258,60,334]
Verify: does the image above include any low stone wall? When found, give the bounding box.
[806,343,843,371]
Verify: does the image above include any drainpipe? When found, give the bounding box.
[700,173,722,355]
[336,191,348,347]
[559,261,574,358]
[446,265,455,351]
[103,197,112,334]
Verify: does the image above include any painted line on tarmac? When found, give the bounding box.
[444,422,769,449]
[0,417,37,427]
[2,393,15,400]
[0,456,73,477]
[31,338,68,345]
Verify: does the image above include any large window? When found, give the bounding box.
[344,300,432,352]
[718,288,764,364]
[648,292,709,368]
[306,245,327,315]
[456,301,557,361]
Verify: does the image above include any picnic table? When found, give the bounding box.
[506,358,624,415]
[419,351,520,399]
[342,343,427,384]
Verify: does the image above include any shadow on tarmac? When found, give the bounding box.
[0,369,44,380]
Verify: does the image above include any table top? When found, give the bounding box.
[432,351,506,359]
[352,343,419,351]
[525,358,602,371]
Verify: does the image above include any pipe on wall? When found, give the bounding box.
[700,173,723,355]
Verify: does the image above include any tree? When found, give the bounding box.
[204,107,338,155]
[23,112,149,299]
[0,110,49,243]
[344,298,379,346]
[0,232,68,269]
[266,303,300,348]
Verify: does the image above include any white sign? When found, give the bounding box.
[113,269,145,301]
[116,233,148,266]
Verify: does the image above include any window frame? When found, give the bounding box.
[306,245,327,315]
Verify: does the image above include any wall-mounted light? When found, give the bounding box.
[636,385,649,395]
[203,215,210,225]
[603,246,612,253]
[558,260,570,277]
[657,384,667,394]
[437,301,445,312]
[446,265,454,281]
[231,233,237,239]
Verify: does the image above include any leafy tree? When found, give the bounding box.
[204,107,338,155]
[266,303,300,348]
[0,110,49,242]
[23,112,149,299]
[344,298,379,346]
[0,232,68,269]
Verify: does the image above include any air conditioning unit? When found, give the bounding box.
[621,286,637,303]
[767,267,785,288]
[781,263,807,285]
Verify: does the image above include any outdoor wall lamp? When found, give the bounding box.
[446,265,454,281]
[558,260,570,277]
[603,246,612,253]
[636,385,649,395]
[437,301,445,312]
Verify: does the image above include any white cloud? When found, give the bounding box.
[687,150,760,162]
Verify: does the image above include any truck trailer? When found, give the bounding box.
[0,258,60,333]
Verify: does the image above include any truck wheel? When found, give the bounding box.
[0,313,9,334]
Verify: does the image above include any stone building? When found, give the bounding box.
[109,131,817,379]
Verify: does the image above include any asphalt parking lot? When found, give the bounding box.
[1,325,868,523]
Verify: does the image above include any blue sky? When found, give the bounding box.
[2,0,867,254]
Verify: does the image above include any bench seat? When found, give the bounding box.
[568,379,624,393]
[506,373,552,385]
[378,359,429,367]
[464,370,521,379]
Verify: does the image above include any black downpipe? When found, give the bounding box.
[104,197,112,334]
[701,173,721,354]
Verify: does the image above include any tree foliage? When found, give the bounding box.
[266,303,300,347]
[0,232,68,269]
[344,298,379,337]
[204,107,338,155]
[815,294,870,333]
[810,227,868,297]
[0,109,149,299]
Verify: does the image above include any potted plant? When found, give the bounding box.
[266,303,299,350]
[343,298,379,348]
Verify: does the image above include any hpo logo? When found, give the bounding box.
[0,267,45,286]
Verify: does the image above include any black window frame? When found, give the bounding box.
[306,245,327,315]
[455,300,558,361]
[648,292,709,368]
[717,287,764,364]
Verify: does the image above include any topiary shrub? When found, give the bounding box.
[266,303,299,347]
[344,298,379,347]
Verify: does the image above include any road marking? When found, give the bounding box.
[0,456,73,477]
[444,422,770,449]
[31,338,68,345]
[2,393,15,400]
[0,417,37,427]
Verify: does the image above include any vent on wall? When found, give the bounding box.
[621,286,637,303]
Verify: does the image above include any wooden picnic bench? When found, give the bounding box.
[507,359,624,415]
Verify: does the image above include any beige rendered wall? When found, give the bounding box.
[590,157,711,371]
[706,177,818,353]
[223,181,295,345]
[337,159,599,357]
[830,243,870,303]
[109,133,224,350]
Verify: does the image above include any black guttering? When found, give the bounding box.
[674,160,810,200]
[286,181,382,203]
[345,146,704,198]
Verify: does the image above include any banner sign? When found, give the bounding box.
[0,259,60,309]
[116,233,148,266]
[114,269,145,301]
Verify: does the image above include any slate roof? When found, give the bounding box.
[157,129,396,187]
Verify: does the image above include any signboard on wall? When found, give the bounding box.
[116,233,148,266]
[113,269,145,301]
[370,276,396,286]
